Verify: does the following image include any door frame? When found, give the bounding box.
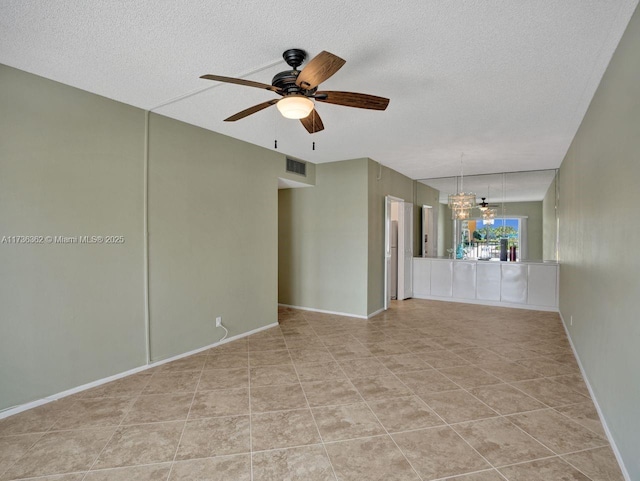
[397,201,413,301]
[384,195,404,311]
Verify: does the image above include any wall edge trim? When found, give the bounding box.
[558,312,631,481]
[0,321,279,420]
[278,303,366,319]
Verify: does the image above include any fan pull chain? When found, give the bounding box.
[274,108,278,149]
[312,106,316,150]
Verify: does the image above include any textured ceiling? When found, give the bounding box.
[0,1,637,180]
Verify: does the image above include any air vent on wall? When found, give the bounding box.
[286,158,307,176]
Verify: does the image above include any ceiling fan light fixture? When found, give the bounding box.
[482,207,497,224]
[277,95,314,119]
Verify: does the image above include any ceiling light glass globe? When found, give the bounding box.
[277,95,314,119]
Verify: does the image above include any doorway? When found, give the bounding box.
[384,196,413,310]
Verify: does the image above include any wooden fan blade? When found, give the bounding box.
[315,91,389,110]
[296,51,346,90]
[300,109,325,134]
[200,74,281,92]
[224,99,279,122]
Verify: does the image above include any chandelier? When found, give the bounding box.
[448,154,476,220]
[478,190,497,224]
[482,207,497,224]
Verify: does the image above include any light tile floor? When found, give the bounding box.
[0,300,625,481]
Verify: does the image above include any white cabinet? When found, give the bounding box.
[413,259,431,298]
[431,260,453,297]
[453,262,476,299]
[501,264,528,304]
[476,263,501,301]
[528,264,558,307]
[412,258,558,311]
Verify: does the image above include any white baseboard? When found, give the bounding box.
[412,294,559,312]
[278,303,367,319]
[367,307,385,318]
[558,312,630,481]
[0,322,279,420]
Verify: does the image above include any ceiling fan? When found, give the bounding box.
[200,49,390,134]
[477,197,499,211]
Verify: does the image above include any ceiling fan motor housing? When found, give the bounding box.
[273,49,318,96]
[272,69,318,96]
[282,48,306,69]
[272,69,300,90]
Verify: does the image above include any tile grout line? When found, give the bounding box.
[2,306,604,481]
[288,346,341,481]
[78,378,150,481]
[351,347,504,480]
[502,410,608,463]
[247,341,254,481]
[428,468,509,481]
[0,390,95,479]
[560,452,605,481]
[404,346,595,479]
[321,337,426,481]
[332,326,589,480]
[387,365,506,478]
[493,452,598,481]
[163,358,206,481]
[4,374,158,480]
[297,311,598,479]
[0,430,48,481]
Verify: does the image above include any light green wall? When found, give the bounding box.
[278,158,420,317]
[278,158,369,316]
[558,5,640,479]
[148,114,286,360]
[0,64,301,410]
[367,160,415,315]
[0,65,145,410]
[542,174,557,260]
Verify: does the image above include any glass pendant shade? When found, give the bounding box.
[453,207,471,220]
[449,192,476,220]
[482,207,497,224]
[277,95,314,119]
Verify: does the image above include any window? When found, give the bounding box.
[463,217,526,260]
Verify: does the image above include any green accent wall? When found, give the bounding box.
[278,158,419,317]
[0,64,146,410]
[147,114,285,360]
[558,4,640,478]
[278,159,369,316]
[367,160,415,315]
[0,64,304,410]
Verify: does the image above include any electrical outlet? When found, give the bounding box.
[570,315,573,326]
[215,316,222,327]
